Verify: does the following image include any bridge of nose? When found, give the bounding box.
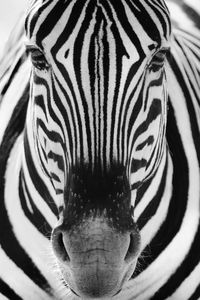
[52,217,139,298]
[52,165,141,298]
[60,217,131,266]
[62,164,135,232]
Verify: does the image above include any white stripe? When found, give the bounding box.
[5,135,62,298]
[167,261,200,300]
[21,132,58,226]
[139,150,173,251]
[0,294,9,300]
[0,59,30,145]
[0,246,51,300]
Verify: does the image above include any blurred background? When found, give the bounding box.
[0,0,28,55]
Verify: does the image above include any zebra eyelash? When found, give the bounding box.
[147,47,171,72]
[26,45,49,71]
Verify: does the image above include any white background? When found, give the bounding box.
[0,0,28,55]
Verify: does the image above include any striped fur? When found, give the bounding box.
[0,0,200,299]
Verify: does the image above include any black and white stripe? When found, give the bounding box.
[0,0,200,299]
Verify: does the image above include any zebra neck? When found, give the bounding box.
[132,92,200,277]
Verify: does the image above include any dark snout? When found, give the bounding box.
[52,217,140,298]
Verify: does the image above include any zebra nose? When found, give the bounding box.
[51,219,141,298]
[51,226,71,263]
[52,226,140,264]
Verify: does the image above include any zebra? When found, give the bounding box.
[0,0,200,299]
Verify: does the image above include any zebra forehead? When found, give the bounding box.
[25,0,171,51]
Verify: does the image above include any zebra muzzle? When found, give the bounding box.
[51,216,141,298]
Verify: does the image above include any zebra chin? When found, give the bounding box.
[51,216,141,298]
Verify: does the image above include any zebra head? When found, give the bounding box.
[25,0,171,297]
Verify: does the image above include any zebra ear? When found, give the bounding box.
[29,0,36,4]
[28,0,40,6]
[28,0,36,8]
[28,0,47,7]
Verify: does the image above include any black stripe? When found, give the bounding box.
[125,73,145,168]
[88,12,99,166]
[35,95,48,121]
[96,0,133,165]
[174,37,200,106]
[170,42,200,164]
[182,4,200,30]
[0,279,22,300]
[88,6,110,169]
[150,38,200,300]
[188,284,200,300]
[19,170,52,237]
[0,85,52,293]
[23,129,58,216]
[125,0,162,45]
[52,76,79,164]
[136,136,154,151]
[49,0,87,52]
[109,0,144,55]
[72,0,99,165]
[34,75,66,142]
[36,119,64,145]
[147,0,170,39]
[28,0,56,38]
[134,174,152,205]
[1,53,28,97]
[48,151,65,172]
[144,72,164,110]
[152,224,200,299]
[36,0,79,49]
[136,155,168,230]
[130,98,162,150]
[131,158,147,172]
[136,101,188,275]
[102,17,109,169]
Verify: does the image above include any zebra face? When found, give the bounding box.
[25,0,171,297]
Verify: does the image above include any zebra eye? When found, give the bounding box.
[26,46,49,71]
[148,47,170,72]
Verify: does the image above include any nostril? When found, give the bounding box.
[113,288,122,296]
[52,229,70,262]
[125,233,140,263]
[70,288,80,297]
[57,232,66,254]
